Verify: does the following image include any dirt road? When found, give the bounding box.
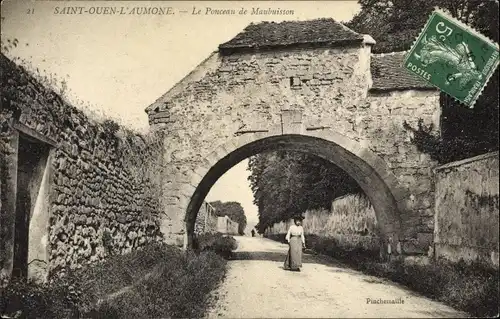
[206,236,466,318]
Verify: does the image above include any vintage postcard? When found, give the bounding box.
[1,1,498,318]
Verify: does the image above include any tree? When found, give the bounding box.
[209,200,247,235]
[347,0,497,53]
[347,0,499,163]
[248,151,362,233]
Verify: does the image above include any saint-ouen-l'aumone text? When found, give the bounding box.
[53,6,295,16]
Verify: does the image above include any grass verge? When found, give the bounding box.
[194,232,239,259]
[1,241,229,318]
[266,233,499,318]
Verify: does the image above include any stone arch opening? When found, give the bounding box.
[184,133,408,252]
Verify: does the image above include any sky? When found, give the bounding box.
[1,0,360,225]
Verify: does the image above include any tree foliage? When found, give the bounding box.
[209,201,247,235]
[347,0,498,54]
[247,151,362,233]
[347,0,499,163]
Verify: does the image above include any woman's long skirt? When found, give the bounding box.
[284,236,302,270]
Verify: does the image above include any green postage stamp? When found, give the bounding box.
[404,9,499,108]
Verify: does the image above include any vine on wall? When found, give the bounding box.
[403,119,498,164]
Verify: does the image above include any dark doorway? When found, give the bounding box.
[12,133,50,279]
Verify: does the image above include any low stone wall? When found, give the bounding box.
[265,194,380,252]
[194,201,218,235]
[434,152,499,269]
[0,53,164,282]
[217,215,239,235]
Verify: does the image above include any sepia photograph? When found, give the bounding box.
[0,0,498,318]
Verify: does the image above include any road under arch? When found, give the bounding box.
[184,133,404,254]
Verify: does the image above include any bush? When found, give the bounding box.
[400,260,499,317]
[0,277,85,318]
[195,233,238,259]
[1,242,228,319]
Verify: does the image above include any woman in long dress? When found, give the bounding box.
[284,217,306,271]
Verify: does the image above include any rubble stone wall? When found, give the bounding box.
[147,44,441,253]
[194,201,218,235]
[0,54,164,280]
[366,89,440,253]
[434,152,499,268]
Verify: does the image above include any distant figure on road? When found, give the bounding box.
[284,216,306,272]
[251,229,255,237]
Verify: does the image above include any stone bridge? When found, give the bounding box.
[145,19,441,255]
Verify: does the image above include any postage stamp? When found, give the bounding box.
[404,8,499,108]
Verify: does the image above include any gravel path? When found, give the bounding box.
[206,236,467,318]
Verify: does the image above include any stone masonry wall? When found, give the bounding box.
[0,54,164,280]
[366,89,440,253]
[433,152,499,268]
[265,194,380,252]
[149,46,373,183]
[216,215,239,235]
[147,44,440,252]
[194,201,218,235]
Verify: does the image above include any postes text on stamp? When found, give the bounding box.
[404,9,499,108]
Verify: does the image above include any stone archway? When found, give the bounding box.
[146,20,441,254]
[181,129,410,253]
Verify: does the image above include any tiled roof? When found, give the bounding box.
[219,18,364,54]
[370,52,436,91]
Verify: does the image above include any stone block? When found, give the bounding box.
[402,240,428,255]
[188,172,203,188]
[205,150,222,166]
[253,131,270,141]
[269,124,282,135]
[392,185,411,203]
[235,133,255,148]
[281,110,303,124]
[282,122,303,135]
[216,145,232,161]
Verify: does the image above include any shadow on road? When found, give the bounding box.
[230,249,433,299]
[215,237,469,318]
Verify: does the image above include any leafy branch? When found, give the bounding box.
[403,119,497,164]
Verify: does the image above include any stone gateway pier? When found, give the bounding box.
[145,19,440,255]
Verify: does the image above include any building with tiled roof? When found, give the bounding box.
[370,52,436,91]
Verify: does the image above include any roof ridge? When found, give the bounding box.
[243,17,360,32]
[219,18,364,53]
[371,51,408,57]
[335,18,363,36]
